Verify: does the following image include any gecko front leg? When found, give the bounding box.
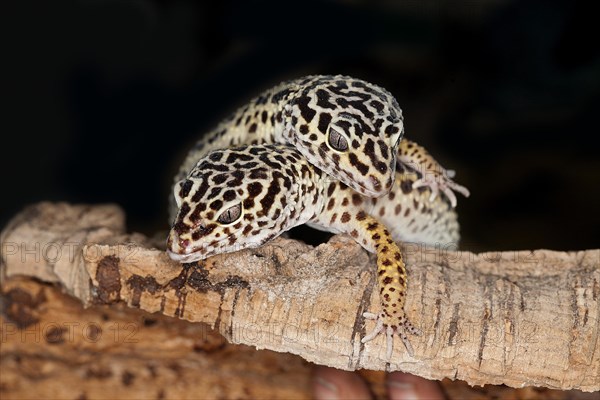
[398,139,470,207]
[350,211,421,358]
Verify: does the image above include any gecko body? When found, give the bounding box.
[170,75,467,221]
[167,144,466,357]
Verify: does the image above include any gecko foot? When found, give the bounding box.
[361,311,421,359]
[411,170,470,208]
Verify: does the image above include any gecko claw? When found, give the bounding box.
[412,173,470,208]
[396,327,413,358]
[386,325,395,359]
[361,312,384,343]
[361,311,419,359]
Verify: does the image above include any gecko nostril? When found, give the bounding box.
[179,238,190,249]
[369,175,381,189]
[196,224,209,235]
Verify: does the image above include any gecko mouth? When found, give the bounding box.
[166,231,243,263]
[167,250,201,263]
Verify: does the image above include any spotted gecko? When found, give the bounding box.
[169,75,467,221]
[167,144,468,357]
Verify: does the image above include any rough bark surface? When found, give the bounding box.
[1,276,313,399]
[1,202,599,395]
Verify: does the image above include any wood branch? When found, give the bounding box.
[0,276,317,399]
[1,202,599,393]
[5,278,581,400]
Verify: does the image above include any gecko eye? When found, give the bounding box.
[217,204,242,225]
[327,126,348,152]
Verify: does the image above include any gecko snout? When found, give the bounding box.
[166,228,191,255]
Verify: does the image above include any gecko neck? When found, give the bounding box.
[282,154,329,231]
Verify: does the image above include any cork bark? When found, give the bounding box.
[1,202,599,395]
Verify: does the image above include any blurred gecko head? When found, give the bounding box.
[284,75,404,197]
[167,145,299,263]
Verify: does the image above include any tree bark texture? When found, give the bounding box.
[1,202,598,394]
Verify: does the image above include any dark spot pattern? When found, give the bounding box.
[295,95,316,123]
[317,112,332,134]
[169,77,461,348]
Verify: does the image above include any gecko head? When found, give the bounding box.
[284,75,404,198]
[167,146,297,263]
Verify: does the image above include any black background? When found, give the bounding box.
[3,0,599,252]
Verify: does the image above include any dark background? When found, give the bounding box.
[3,0,599,252]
